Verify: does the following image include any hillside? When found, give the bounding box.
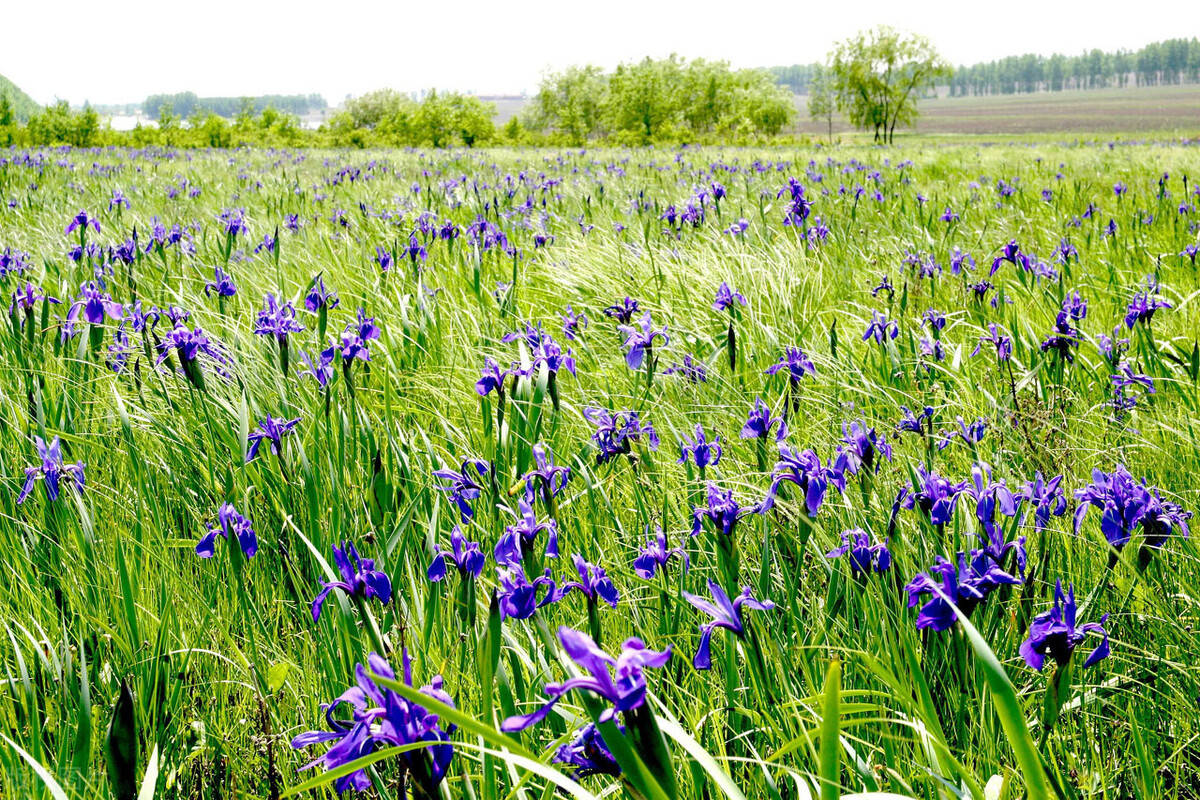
[0,73,39,121]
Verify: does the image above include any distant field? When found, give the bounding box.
[794,83,1200,136]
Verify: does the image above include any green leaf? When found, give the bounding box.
[1,734,71,800]
[934,587,1051,800]
[820,658,841,800]
[106,679,138,800]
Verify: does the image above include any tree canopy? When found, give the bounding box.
[827,26,951,143]
[525,56,794,145]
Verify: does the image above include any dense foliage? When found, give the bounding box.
[1,139,1199,800]
[524,56,795,145]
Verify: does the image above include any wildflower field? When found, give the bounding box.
[2,140,1199,800]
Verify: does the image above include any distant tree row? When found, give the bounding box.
[948,38,1200,95]
[523,56,795,145]
[142,92,326,119]
[770,38,1200,97]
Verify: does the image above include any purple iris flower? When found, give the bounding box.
[691,482,747,537]
[862,311,899,344]
[559,554,619,609]
[713,282,746,312]
[65,210,100,236]
[826,529,891,575]
[17,436,85,505]
[759,446,838,515]
[663,354,707,384]
[432,459,489,522]
[9,283,60,322]
[897,405,934,437]
[246,415,300,463]
[375,246,393,272]
[1040,312,1080,362]
[949,248,975,274]
[554,723,621,778]
[1020,581,1109,671]
[1124,291,1172,329]
[290,650,454,796]
[496,565,559,620]
[523,443,571,503]
[921,309,946,331]
[683,580,775,670]
[940,207,960,223]
[304,277,339,313]
[561,306,589,340]
[500,626,671,731]
[583,407,658,464]
[905,551,1021,631]
[254,293,304,342]
[311,540,392,621]
[937,416,988,450]
[1074,465,1191,550]
[1182,244,1199,265]
[504,322,576,378]
[972,323,1012,362]
[894,466,966,527]
[195,503,257,559]
[218,208,247,237]
[67,282,123,325]
[204,267,237,298]
[740,398,787,442]
[1055,238,1079,265]
[963,463,1025,574]
[679,424,721,469]
[427,526,485,582]
[475,358,510,397]
[298,347,335,386]
[1016,472,1067,531]
[990,239,1030,275]
[838,420,892,475]
[494,497,559,566]
[616,312,668,370]
[872,275,894,298]
[764,347,815,383]
[603,297,640,325]
[156,325,229,384]
[633,527,689,580]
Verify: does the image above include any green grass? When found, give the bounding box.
[1,140,1199,799]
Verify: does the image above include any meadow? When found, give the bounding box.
[1,138,1199,800]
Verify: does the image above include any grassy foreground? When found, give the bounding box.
[1,140,1199,799]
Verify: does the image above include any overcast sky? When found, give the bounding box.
[5,0,1198,106]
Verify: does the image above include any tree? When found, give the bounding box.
[807,65,836,142]
[527,65,608,145]
[828,26,951,143]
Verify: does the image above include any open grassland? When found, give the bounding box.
[1,140,1200,799]
[794,84,1200,136]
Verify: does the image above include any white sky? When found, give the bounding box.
[5,0,1198,106]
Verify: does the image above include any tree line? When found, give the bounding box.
[771,38,1200,97]
[143,92,327,119]
[948,38,1200,95]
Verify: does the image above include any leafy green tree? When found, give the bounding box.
[527,65,607,145]
[829,26,951,143]
[603,56,683,144]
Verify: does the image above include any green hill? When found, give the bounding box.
[0,73,40,121]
